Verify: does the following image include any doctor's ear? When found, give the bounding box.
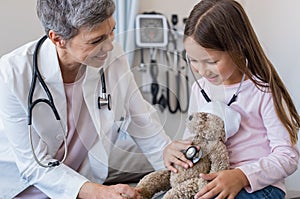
[48,30,66,48]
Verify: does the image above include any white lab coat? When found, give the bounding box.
[0,38,171,198]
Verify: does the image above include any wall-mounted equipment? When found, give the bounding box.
[135,14,168,47]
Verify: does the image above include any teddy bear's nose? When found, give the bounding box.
[189,115,193,120]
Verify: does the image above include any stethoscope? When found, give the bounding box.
[182,53,246,164]
[185,53,246,106]
[28,35,111,168]
[182,146,203,164]
[98,67,112,110]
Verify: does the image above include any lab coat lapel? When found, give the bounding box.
[82,66,101,133]
[40,39,67,121]
[82,66,110,164]
[83,66,115,137]
[39,39,63,84]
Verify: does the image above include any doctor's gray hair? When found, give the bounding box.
[36,0,115,40]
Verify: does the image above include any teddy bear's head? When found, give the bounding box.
[186,112,226,142]
[185,101,241,143]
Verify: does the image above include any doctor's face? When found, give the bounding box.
[184,37,243,85]
[62,16,116,68]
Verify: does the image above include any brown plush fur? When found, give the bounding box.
[136,112,230,199]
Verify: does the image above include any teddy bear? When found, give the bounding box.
[136,101,241,199]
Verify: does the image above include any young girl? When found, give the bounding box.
[163,0,300,198]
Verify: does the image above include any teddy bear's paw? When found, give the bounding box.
[162,189,180,199]
[162,187,194,199]
[162,178,207,199]
[136,170,171,199]
[162,190,193,199]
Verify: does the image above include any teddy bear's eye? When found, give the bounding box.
[189,115,193,121]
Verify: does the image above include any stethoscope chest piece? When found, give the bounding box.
[98,93,112,110]
[98,68,112,111]
[183,145,203,164]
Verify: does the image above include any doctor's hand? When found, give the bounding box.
[163,140,196,173]
[78,182,140,199]
[194,169,249,199]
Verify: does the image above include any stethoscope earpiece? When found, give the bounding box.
[183,145,203,164]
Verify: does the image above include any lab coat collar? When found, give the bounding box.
[82,66,110,168]
[82,66,100,131]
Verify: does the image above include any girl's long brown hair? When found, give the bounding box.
[184,0,300,145]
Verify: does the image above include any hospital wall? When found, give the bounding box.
[230,1,300,191]
[0,0,299,192]
[0,0,44,55]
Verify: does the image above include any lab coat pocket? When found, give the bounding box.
[115,116,131,134]
[110,116,131,144]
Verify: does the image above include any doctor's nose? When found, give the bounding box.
[101,34,114,52]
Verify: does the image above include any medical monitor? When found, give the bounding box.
[135,14,168,47]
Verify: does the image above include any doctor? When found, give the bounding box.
[0,0,171,198]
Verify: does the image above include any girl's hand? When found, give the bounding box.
[78,182,140,199]
[194,169,249,199]
[163,140,196,173]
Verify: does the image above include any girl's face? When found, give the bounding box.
[59,16,116,68]
[184,37,243,85]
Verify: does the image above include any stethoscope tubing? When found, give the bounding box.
[28,35,112,168]
[185,52,245,106]
[28,35,67,167]
[28,120,67,168]
[28,35,60,125]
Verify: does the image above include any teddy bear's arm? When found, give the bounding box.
[208,142,230,173]
[136,170,171,199]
